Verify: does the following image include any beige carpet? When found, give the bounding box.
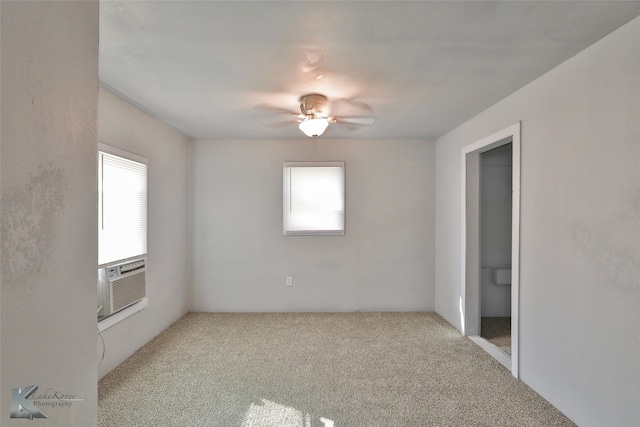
[99,312,574,426]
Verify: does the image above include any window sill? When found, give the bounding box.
[98,297,148,332]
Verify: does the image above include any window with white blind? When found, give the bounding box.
[283,162,345,236]
[98,144,148,266]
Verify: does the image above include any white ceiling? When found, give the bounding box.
[99,1,639,140]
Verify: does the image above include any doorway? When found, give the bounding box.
[461,123,520,377]
[479,144,512,353]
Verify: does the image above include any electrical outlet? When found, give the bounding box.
[286,276,293,287]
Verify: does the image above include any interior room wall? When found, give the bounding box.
[435,17,639,427]
[480,145,512,317]
[191,138,436,312]
[0,2,99,425]
[97,88,190,378]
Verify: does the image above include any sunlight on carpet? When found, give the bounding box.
[241,399,334,427]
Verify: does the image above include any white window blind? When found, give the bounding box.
[283,162,345,235]
[98,148,148,266]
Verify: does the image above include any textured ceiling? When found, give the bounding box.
[99,1,640,140]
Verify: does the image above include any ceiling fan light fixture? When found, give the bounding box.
[298,117,329,138]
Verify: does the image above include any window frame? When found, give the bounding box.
[282,161,345,236]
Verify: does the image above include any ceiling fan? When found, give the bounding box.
[258,93,376,138]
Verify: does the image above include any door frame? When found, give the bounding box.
[461,122,521,378]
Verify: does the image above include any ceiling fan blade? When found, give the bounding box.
[334,115,377,126]
[329,97,376,129]
[254,103,301,117]
[330,97,375,115]
[262,120,297,129]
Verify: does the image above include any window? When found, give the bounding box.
[98,144,148,266]
[283,162,345,235]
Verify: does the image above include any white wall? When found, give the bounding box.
[1,2,99,425]
[435,17,640,427]
[97,88,190,378]
[191,138,435,312]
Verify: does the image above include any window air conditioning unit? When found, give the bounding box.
[98,257,146,318]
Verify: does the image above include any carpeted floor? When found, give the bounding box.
[99,312,574,427]
[481,317,512,354]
